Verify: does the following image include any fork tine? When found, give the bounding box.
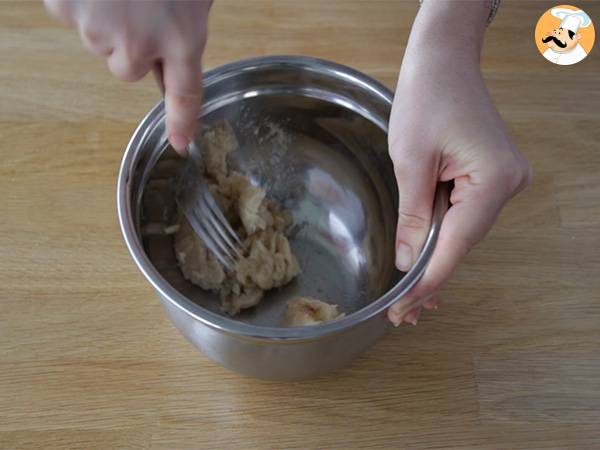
[194,200,239,267]
[175,139,244,269]
[202,212,243,262]
[201,189,243,246]
[201,191,243,258]
[177,190,240,268]
[182,205,235,269]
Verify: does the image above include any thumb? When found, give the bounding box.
[392,149,438,272]
[388,175,506,322]
[415,179,505,296]
[163,56,204,154]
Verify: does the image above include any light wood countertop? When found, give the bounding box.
[1,1,599,448]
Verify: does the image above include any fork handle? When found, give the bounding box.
[152,61,166,97]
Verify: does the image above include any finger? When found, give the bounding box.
[78,25,114,57]
[403,307,421,326]
[422,296,438,310]
[389,176,506,318]
[388,306,420,327]
[390,146,438,272]
[388,305,421,327]
[388,294,436,326]
[162,55,203,154]
[44,0,76,26]
[107,40,154,82]
[388,306,401,327]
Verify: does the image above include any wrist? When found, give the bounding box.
[409,0,488,63]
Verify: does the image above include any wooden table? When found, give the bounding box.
[1,1,599,448]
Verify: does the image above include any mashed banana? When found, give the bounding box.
[174,121,300,316]
[282,297,345,327]
[173,121,343,324]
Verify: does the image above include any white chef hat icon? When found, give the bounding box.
[551,7,592,33]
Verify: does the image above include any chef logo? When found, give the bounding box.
[535,5,595,65]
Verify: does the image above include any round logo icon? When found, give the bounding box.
[535,4,595,65]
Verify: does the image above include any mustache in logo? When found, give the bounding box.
[542,35,567,48]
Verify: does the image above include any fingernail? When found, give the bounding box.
[388,309,402,327]
[402,309,417,326]
[395,243,412,271]
[405,308,421,326]
[169,134,189,152]
[422,295,437,311]
[409,313,420,326]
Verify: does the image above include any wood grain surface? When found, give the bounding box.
[1,1,599,449]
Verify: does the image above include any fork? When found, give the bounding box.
[175,140,243,270]
[152,62,243,269]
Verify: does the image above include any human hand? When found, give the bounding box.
[387,0,531,326]
[44,0,212,153]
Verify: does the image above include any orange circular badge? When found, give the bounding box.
[535,4,595,65]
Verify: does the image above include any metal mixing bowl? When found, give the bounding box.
[117,56,448,380]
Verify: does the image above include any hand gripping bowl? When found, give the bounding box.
[117,56,448,380]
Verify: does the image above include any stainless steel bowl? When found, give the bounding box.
[117,55,448,380]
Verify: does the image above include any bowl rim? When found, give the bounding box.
[117,55,448,341]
